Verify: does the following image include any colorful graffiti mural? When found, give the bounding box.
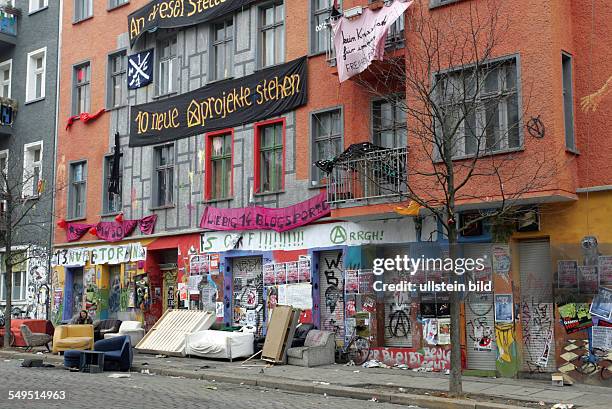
[368,346,451,371]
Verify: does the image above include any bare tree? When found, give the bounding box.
[330,0,562,396]
[1,149,61,348]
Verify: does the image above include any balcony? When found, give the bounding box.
[0,97,17,136]
[0,5,18,49]
[325,146,408,206]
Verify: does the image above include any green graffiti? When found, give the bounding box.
[120,288,130,311]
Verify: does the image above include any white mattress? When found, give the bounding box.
[185,330,254,360]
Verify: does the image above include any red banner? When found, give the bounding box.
[200,192,330,232]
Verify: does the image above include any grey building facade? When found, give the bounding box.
[0,0,60,319]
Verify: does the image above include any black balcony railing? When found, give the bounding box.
[326,146,408,205]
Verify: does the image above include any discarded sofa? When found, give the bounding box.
[287,330,335,367]
[185,330,254,361]
[94,335,133,372]
[93,319,122,342]
[52,324,94,354]
[20,324,53,352]
[104,321,145,346]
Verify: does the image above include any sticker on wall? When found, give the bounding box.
[215,301,224,318]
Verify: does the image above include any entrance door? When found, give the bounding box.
[232,257,263,334]
[319,251,344,341]
[519,239,555,373]
[464,244,497,371]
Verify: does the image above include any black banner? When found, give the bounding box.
[129,0,256,47]
[129,56,308,147]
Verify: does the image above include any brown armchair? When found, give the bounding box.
[20,325,53,352]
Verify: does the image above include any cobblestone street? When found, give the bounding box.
[0,360,417,409]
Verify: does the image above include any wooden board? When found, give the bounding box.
[261,305,293,363]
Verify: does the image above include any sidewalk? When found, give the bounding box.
[1,348,608,409]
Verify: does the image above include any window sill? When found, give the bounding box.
[25,97,45,106]
[73,15,94,25]
[254,61,287,72]
[254,190,285,197]
[100,211,122,218]
[107,2,130,12]
[28,6,48,16]
[152,92,178,100]
[66,217,87,223]
[106,104,127,112]
[203,197,234,204]
[429,0,465,9]
[436,146,525,163]
[308,51,327,58]
[23,195,40,201]
[150,205,175,211]
[309,183,326,190]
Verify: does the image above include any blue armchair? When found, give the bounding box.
[94,335,132,372]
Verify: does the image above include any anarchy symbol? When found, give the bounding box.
[526,115,545,139]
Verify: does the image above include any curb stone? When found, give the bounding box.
[0,351,530,409]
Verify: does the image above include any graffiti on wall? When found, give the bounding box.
[521,299,554,372]
[368,346,451,371]
[468,316,493,351]
[25,248,50,319]
[108,275,121,315]
[321,252,344,339]
[495,323,519,377]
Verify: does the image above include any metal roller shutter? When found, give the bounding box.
[319,251,344,342]
[464,244,497,371]
[519,239,555,373]
[232,257,264,336]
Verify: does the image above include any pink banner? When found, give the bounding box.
[139,214,158,235]
[66,223,91,242]
[200,192,330,232]
[95,220,138,242]
[331,1,411,82]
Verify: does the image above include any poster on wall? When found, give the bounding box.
[598,255,612,286]
[557,260,579,289]
[128,49,154,90]
[590,287,612,321]
[579,266,599,294]
[282,283,313,310]
[473,322,493,351]
[188,275,203,294]
[190,255,209,275]
[274,263,287,284]
[135,274,150,311]
[345,270,359,294]
[215,301,224,318]
[298,258,311,282]
[491,244,511,280]
[558,302,593,334]
[263,263,276,285]
[209,254,220,275]
[423,318,438,345]
[286,262,299,283]
[437,319,451,345]
[494,294,514,323]
[592,326,612,350]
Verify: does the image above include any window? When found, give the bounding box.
[436,57,520,157]
[310,0,339,54]
[29,0,48,13]
[74,0,93,22]
[107,51,126,108]
[22,142,42,198]
[205,131,233,200]
[69,161,87,219]
[211,18,234,80]
[562,53,575,150]
[259,2,285,68]
[311,109,342,185]
[104,154,122,214]
[108,0,129,10]
[0,271,26,301]
[373,98,406,148]
[0,60,11,98]
[154,144,174,207]
[254,120,284,193]
[73,62,91,115]
[158,37,177,96]
[26,48,46,102]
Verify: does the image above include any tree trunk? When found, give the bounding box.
[3,248,12,348]
[448,221,463,397]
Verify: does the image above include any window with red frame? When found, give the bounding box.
[206,131,233,200]
[255,120,284,193]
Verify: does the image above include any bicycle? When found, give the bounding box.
[337,325,371,366]
[570,345,611,380]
